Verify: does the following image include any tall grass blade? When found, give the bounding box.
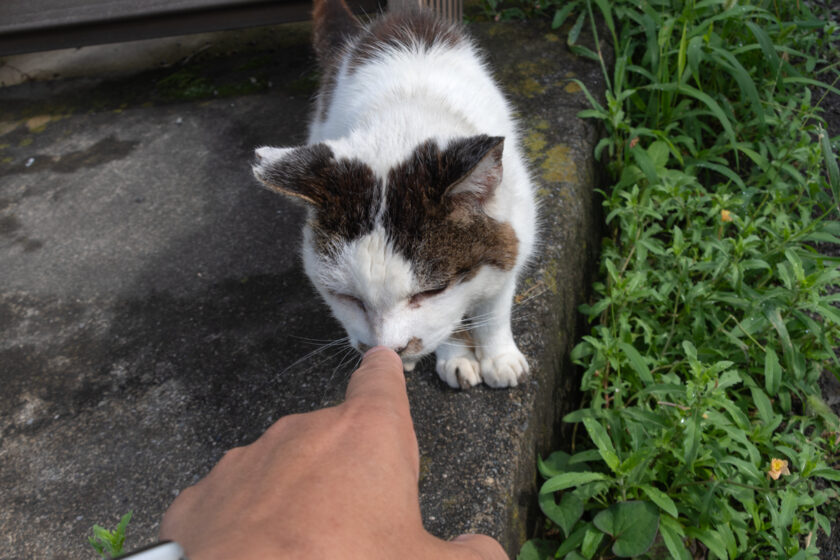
[820,126,840,209]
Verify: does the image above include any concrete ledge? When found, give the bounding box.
[0,20,605,557]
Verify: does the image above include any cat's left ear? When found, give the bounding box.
[443,135,504,204]
[251,143,334,205]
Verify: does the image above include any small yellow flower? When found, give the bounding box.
[767,458,791,480]
[721,209,733,222]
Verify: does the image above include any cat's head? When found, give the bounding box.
[252,135,518,366]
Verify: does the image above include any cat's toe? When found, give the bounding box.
[436,357,481,390]
[480,348,529,388]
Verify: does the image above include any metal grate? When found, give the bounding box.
[420,0,462,22]
[388,0,463,22]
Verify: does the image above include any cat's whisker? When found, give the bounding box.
[278,336,352,377]
[323,344,363,400]
[450,284,547,334]
[288,334,352,345]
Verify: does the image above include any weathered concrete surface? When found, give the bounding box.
[0,20,604,558]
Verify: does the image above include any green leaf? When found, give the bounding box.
[820,126,840,208]
[591,0,614,37]
[750,386,775,426]
[567,11,586,49]
[659,516,691,560]
[538,451,571,479]
[677,22,688,83]
[631,145,658,185]
[617,342,653,384]
[593,501,659,557]
[778,488,797,530]
[582,417,621,474]
[745,21,782,83]
[640,485,678,518]
[764,347,782,396]
[810,468,840,481]
[555,523,590,558]
[551,2,578,30]
[568,449,602,464]
[539,491,584,538]
[580,525,605,559]
[647,83,737,153]
[647,140,670,168]
[517,539,558,560]
[687,527,728,560]
[763,305,802,379]
[541,471,609,493]
[681,340,697,361]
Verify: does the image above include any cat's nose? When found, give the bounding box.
[391,337,422,356]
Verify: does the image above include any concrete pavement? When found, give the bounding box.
[0,20,605,558]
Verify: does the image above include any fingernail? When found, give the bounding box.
[451,534,474,543]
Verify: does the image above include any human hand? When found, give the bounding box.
[159,347,508,560]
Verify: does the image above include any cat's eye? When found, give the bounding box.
[332,292,365,312]
[409,286,447,307]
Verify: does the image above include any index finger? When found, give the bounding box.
[344,346,409,413]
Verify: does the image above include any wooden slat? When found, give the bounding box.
[0,0,382,55]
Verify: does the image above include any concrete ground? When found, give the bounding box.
[0,19,604,559]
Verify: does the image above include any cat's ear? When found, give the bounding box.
[251,143,335,205]
[443,136,504,204]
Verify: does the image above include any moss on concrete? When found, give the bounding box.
[540,144,577,184]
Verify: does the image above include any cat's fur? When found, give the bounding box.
[252,0,538,389]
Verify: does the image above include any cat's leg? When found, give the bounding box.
[471,277,529,388]
[434,334,481,389]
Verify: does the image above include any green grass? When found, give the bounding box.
[489,0,840,558]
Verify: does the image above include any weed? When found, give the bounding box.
[89,511,132,559]
[514,0,840,558]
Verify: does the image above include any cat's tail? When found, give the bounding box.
[312,0,363,67]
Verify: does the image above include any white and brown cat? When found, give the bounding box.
[252,0,538,389]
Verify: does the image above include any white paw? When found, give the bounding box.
[480,348,529,388]
[436,356,482,390]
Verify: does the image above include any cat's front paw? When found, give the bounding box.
[479,347,529,388]
[436,355,482,390]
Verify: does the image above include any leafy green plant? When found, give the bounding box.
[516,0,840,558]
[89,511,132,559]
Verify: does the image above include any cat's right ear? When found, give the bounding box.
[251,143,335,206]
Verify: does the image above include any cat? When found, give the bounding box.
[252,0,538,389]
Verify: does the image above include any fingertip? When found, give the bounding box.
[345,346,406,404]
[362,345,401,364]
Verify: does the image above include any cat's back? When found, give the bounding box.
[309,4,514,147]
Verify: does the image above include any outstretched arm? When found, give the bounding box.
[159,347,508,560]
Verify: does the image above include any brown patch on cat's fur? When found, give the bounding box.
[347,9,465,73]
[313,0,362,66]
[404,337,423,355]
[255,144,380,251]
[383,136,518,288]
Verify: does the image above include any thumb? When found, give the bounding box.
[450,534,509,560]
